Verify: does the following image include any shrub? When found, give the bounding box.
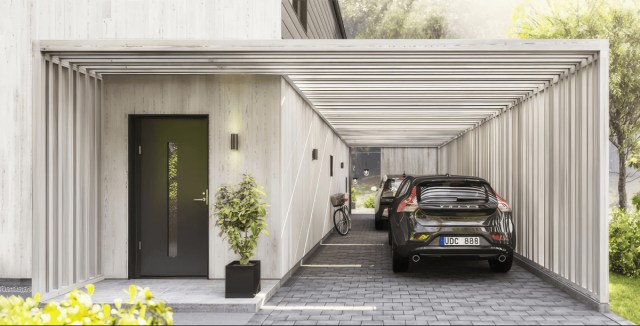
[214,174,269,265]
[0,284,173,325]
[610,208,640,277]
[351,186,357,202]
[632,192,640,211]
[363,194,375,208]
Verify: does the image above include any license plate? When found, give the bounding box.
[439,236,480,246]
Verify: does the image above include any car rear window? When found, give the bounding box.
[417,181,490,204]
[384,178,403,192]
[395,179,411,197]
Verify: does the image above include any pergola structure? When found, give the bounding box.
[40,39,599,147]
[34,39,609,310]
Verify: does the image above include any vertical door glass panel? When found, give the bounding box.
[168,142,178,258]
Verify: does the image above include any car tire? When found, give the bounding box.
[488,252,513,273]
[374,210,383,230]
[391,233,409,273]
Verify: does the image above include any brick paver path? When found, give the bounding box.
[249,214,627,325]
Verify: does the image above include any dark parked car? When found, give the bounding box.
[388,174,515,273]
[373,174,405,230]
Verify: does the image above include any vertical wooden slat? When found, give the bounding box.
[46,60,56,292]
[33,52,47,295]
[437,54,607,304]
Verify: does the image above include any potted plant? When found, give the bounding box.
[214,174,269,298]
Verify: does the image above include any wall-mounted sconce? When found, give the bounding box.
[230,133,239,150]
[352,177,358,185]
[340,162,344,169]
[363,169,370,177]
[312,149,318,160]
[330,155,334,176]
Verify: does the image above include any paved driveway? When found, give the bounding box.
[249,214,627,325]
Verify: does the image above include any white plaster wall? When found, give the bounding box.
[279,79,350,274]
[0,0,280,278]
[102,74,282,279]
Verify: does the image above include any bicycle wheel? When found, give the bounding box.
[344,205,352,230]
[333,208,349,236]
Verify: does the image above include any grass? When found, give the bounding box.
[609,272,640,324]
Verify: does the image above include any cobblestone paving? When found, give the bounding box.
[249,214,627,325]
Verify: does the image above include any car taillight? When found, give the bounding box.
[495,192,510,211]
[491,233,506,241]
[397,187,418,213]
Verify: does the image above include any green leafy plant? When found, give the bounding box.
[351,186,357,202]
[632,192,640,212]
[363,194,375,208]
[214,174,269,265]
[0,284,173,325]
[609,208,640,277]
[512,0,640,209]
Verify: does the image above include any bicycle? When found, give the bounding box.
[330,193,351,236]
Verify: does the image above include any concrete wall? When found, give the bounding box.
[438,58,609,304]
[101,75,349,280]
[279,79,350,273]
[0,0,280,279]
[102,75,282,279]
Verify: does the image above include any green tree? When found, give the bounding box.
[512,0,640,209]
[340,0,449,39]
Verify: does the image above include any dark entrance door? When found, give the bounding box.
[130,116,208,277]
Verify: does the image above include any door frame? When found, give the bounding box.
[128,114,209,278]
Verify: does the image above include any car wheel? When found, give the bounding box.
[374,210,383,230]
[391,233,409,273]
[489,252,513,273]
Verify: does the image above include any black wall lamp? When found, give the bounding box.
[230,133,239,150]
[312,149,318,160]
[340,162,344,169]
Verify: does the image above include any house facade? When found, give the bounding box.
[1,0,610,311]
[1,0,348,294]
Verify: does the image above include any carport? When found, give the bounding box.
[33,39,609,310]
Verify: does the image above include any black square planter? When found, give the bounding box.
[225,260,261,298]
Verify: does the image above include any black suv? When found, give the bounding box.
[388,175,515,273]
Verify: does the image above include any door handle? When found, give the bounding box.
[193,189,209,205]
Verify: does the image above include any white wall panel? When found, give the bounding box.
[381,148,438,177]
[279,79,349,272]
[438,59,608,304]
[102,75,282,279]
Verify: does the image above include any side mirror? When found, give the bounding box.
[371,186,377,191]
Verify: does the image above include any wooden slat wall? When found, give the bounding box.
[381,148,438,177]
[282,0,344,39]
[438,59,608,304]
[280,78,349,272]
[101,75,282,279]
[33,58,103,299]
